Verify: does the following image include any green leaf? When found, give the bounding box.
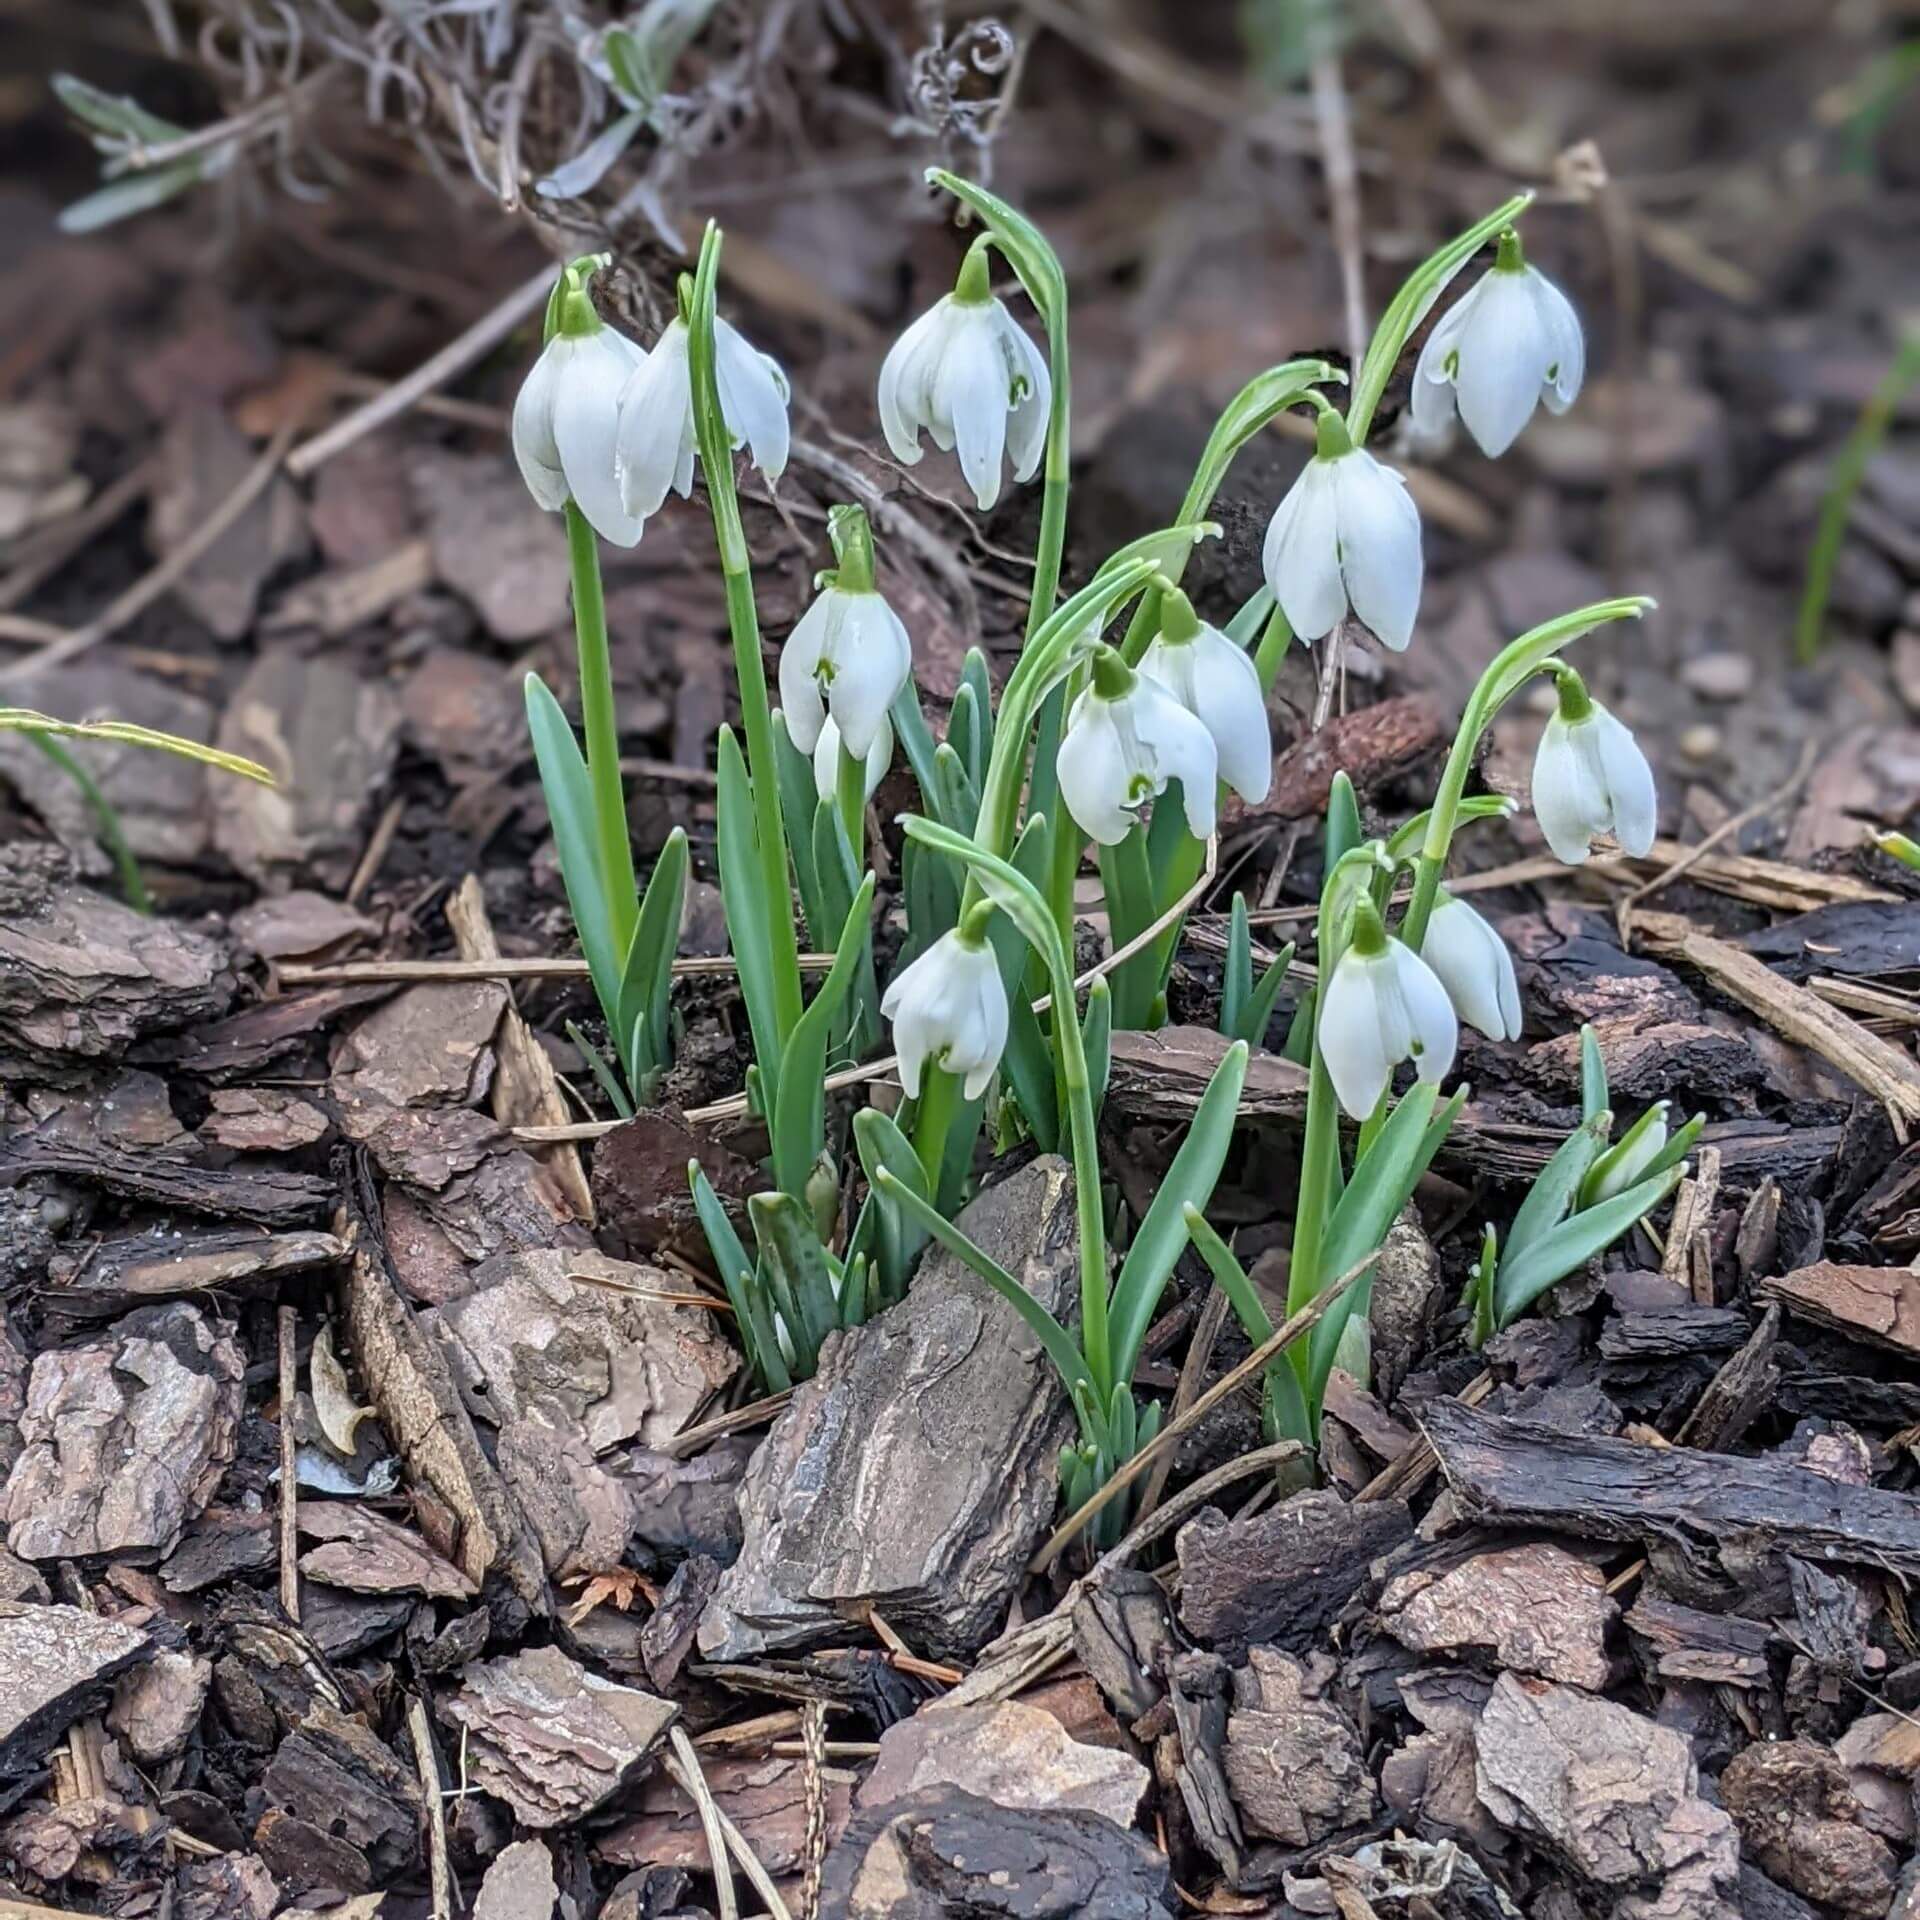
[1507,1114,1608,1270]
[1099,827,1160,1028]
[874,1169,1092,1392]
[617,827,687,1089]
[1466,1223,1498,1351]
[58,160,205,234]
[1495,1167,1684,1330]
[890,681,946,821]
[1082,976,1112,1115]
[1580,1025,1609,1124]
[567,1022,634,1119]
[715,724,782,1117]
[1280,986,1315,1066]
[1222,893,1253,1040]
[901,815,1068,985]
[1326,771,1363,871]
[771,873,876,1201]
[773,712,828,946]
[52,73,186,145]
[853,1107,930,1301]
[1240,942,1296,1050]
[1181,1203,1312,1447]
[690,1163,788,1391]
[932,742,981,836]
[750,1191,837,1376]
[1107,1040,1250,1386]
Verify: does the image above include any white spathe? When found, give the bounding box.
[1412,263,1585,458]
[1422,893,1522,1042]
[881,930,1009,1100]
[1318,937,1459,1119]
[614,315,790,523]
[1532,702,1657,866]
[513,325,648,547]
[1589,1105,1670,1203]
[811,711,893,804]
[777,584,912,759]
[878,294,1050,511]
[1138,621,1273,805]
[1056,672,1218,846]
[1261,448,1423,652]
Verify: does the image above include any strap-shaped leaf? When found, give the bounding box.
[750,1191,836,1375]
[716,724,782,1116]
[1082,976,1112,1114]
[690,1162,787,1390]
[773,712,828,946]
[1222,893,1253,1041]
[0,708,273,783]
[889,680,947,823]
[853,1107,930,1298]
[1506,1113,1609,1270]
[617,826,687,1088]
[1107,1040,1250,1386]
[1580,1025,1609,1123]
[901,814,1068,985]
[873,1168,1092,1393]
[1182,1204,1313,1447]
[1495,1166,1685,1329]
[771,873,876,1202]
[1240,942,1296,1050]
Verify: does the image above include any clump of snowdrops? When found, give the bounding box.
[513,171,1689,1527]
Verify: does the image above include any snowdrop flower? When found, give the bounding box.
[812,712,892,805]
[1531,668,1656,866]
[1586,1104,1671,1204]
[778,506,912,758]
[1056,646,1218,846]
[1136,588,1272,805]
[513,254,647,547]
[1412,230,1584,458]
[614,303,789,523]
[1421,892,1522,1042]
[878,241,1050,512]
[1318,900,1459,1119]
[882,913,1009,1100]
[1262,410,1422,652]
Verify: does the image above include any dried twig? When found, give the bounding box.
[277,1304,301,1623]
[407,1695,454,1920]
[665,1730,795,1920]
[667,1724,739,1920]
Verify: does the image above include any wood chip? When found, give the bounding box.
[1761,1262,1920,1358]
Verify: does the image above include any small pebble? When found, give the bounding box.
[1678,724,1721,763]
[1680,652,1755,703]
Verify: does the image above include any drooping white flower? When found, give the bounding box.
[882,923,1008,1100]
[877,245,1050,513]
[1056,647,1218,846]
[1586,1103,1670,1204]
[614,312,789,523]
[812,712,893,805]
[1421,892,1522,1042]
[1318,906,1459,1119]
[777,507,912,759]
[1531,672,1656,866]
[1262,412,1422,652]
[1137,589,1272,805]
[513,256,647,547]
[1412,232,1584,458]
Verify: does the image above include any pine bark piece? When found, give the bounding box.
[1175,1486,1413,1659]
[43,1225,344,1317]
[603,1752,855,1877]
[296,1501,478,1599]
[859,1699,1149,1830]
[1474,1672,1740,1918]
[1420,1400,1920,1584]
[1378,1543,1617,1690]
[1222,1648,1373,1847]
[1761,1263,1920,1358]
[473,1839,559,1920]
[439,1645,677,1829]
[107,1647,211,1763]
[342,1218,549,1611]
[0,1601,152,1777]
[698,1157,1078,1664]
[1624,1592,1772,1686]
[0,854,234,1085]
[3,1302,244,1560]
[259,1701,422,1886]
[0,1132,333,1225]
[818,1784,1175,1920]
[1721,1739,1899,1918]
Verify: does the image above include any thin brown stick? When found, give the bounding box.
[280,952,836,986]
[667,1725,738,1920]
[277,1305,301,1623]
[1134,1280,1231,1526]
[407,1695,454,1920]
[1308,41,1368,373]
[0,420,301,685]
[1028,1252,1373,1573]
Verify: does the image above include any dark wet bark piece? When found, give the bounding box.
[1166,1649,1244,1883]
[1722,1738,1899,1917]
[604,1750,854,1879]
[1175,1487,1413,1659]
[1258,695,1447,821]
[3,1301,244,1560]
[1073,1569,1179,1727]
[1624,1593,1772,1685]
[699,1157,1078,1664]
[439,1644,677,1829]
[592,1107,762,1261]
[1763,1262,1920,1358]
[0,1601,151,1777]
[42,1224,344,1316]
[1677,1302,1780,1449]
[150,982,394,1082]
[260,1700,421,1884]
[0,1130,333,1224]
[0,856,234,1085]
[639,1555,719,1695]
[1598,1305,1750,1363]
[820,1783,1176,1919]
[1420,1400,1920,1585]
[1741,901,1920,982]
[163,1506,276,1591]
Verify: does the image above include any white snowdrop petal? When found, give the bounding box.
[1267,462,1346,643]
[1189,628,1271,804]
[1424,897,1521,1043]
[1531,712,1603,865]
[877,302,952,464]
[512,342,569,508]
[1335,453,1423,652]
[1056,694,1136,845]
[777,594,832,753]
[943,312,1012,512]
[616,324,694,520]
[1452,271,1547,458]
[1131,677,1219,840]
[553,335,645,547]
[714,318,790,480]
[1408,351,1460,445]
[1392,944,1459,1085]
[811,713,891,803]
[827,594,912,759]
[1319,954,1392,1120]
[1528,268,1586,412]
[1002,312,1052,482]
[1592,706,1658,856]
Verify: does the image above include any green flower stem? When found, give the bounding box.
[836,742,866,863]
[1400,596,1653,954]
[910,1062,961,1197]
[564,502,637,936]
